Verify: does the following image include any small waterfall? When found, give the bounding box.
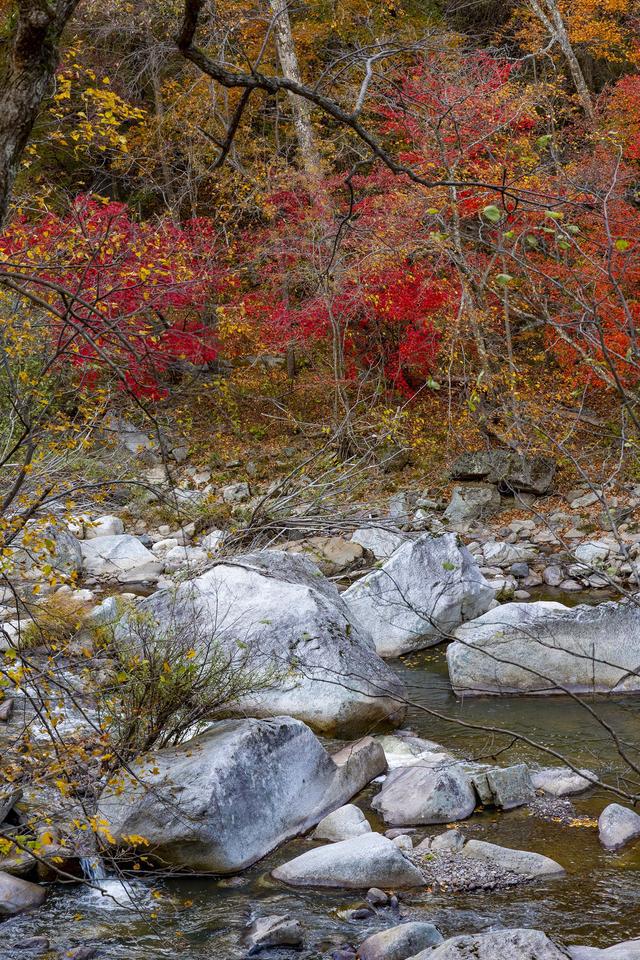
[80,856,108,882]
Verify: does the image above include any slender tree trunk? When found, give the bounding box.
[267,0,322,177]
[0,0,80,226]
[528,0,594,121]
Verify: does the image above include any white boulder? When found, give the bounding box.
[97,716,386,873]
[313,804,372,841]
[271,832,424,888]
[118,550,405,735]
[80,535,163,585]
[343,534,495,657]
[448,599,640,695]
[84,515,124,539]
[351,526,407,560]
[598,804,640,850]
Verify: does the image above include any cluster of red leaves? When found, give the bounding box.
[0,196,222,397]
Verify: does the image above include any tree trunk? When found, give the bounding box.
[267,0,322,178]
[528,0,594,121]
[0,0,80,226]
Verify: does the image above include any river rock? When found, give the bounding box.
[80,535,163,585]
[118,550,404,735]
[443,484,502,526]
[271,832,424,889]
[461,840,565,877]
[570,939,640,959]
[84,515,124,539]
[97,716,386,873]
[358,921,444,960]
[343,534,495,657]
[313,804,372,841]
[430,829,465,853]
[351,526,407,560]
[474,764,535,810]
[598,804,640,850]
[482,542,534,567]
[0,871,46,916]
[376,735,454,770]
[246,915,304,953]
[12,523,82,582]
[371,764,476,826]
[411,928,569,960]
[162,545,208,573]
[448,599,640,695]
[531,768,596,797]
[450,450,556,495]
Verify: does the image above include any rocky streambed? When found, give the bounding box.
[2,457,640,959]
[2,637,640,960]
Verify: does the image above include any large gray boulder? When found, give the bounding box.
[371,764,476,826]
[343,534,495,657]
[80,535,163,585]
[461,840,565,878]
[358,921,444,960]
[271,832,424,888]
[598,804,640,850]
[471,764,535,810]
[0,871,46,916]
[409,929,569,960]
[118,550,405,735]
[448,599,640,695]
[450,450,556,495]
[97,716,386,874]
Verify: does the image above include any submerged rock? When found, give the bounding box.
[598,804,640,850]
[271,832,424,889]
[448,599,640,695]
[343,534,495,657]
[118,550,405,735]
[97,716,386,873]
[245,915,304,954]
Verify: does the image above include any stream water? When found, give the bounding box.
[3,590,640,959]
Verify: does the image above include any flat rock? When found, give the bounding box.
[271,833,424,889]
[443,484,502,526]
[344,534,494,657]
[448,599,640,695]
[461,839,565,877]
[97,716,386,873]
[531,768,596,797]
[358,921,443,960]
[80,535,163,585]
[371,764,476,826]
[598,804,640,850]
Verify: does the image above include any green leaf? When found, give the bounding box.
[546,210,564,220]
[426,378,441,390]
[525,235,539,248]
[615,238,631,252]
[482,204,502,224]
[502,229,515,239]
[566,224,580,235]
[495,273,513,285]
[536,134,553,149]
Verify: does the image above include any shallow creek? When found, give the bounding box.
[4,590,640,959]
